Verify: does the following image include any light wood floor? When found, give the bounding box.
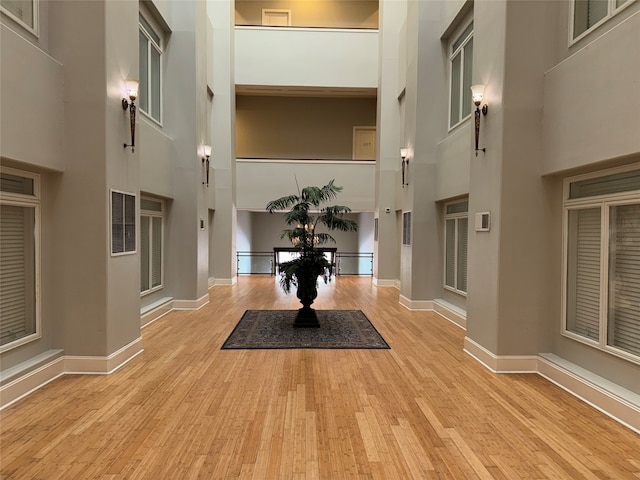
[1,276,639,479]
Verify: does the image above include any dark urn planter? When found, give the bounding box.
[294,272,320,328]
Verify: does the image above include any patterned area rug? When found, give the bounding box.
[221,310,390,350]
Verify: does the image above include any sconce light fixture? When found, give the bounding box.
[471,84,488,156]
[400,147,409,187]
[122,79,139,152]
[202,144,212,186]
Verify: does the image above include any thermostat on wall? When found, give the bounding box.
[475,212,490,232]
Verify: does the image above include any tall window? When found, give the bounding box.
[1,0,37,34]
[402,212,412,246]
[0,168,40,352]
[572,0,632,40]
[564,166,640,363]
[139,11,163,123]
[444,200,468,294]
[449,21,473,129]
[111,190,136,255]
[140,197,164,295]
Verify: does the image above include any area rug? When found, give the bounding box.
[221,310,390,350]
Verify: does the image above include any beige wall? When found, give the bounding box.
[235,0,378,29]
[236,95,376,160]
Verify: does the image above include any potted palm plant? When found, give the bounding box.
[266,179,358,327]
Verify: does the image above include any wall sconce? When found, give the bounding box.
[202,145,212,186]
[400,147,409,187]
[122,79,139,152]
[471,84,488,156]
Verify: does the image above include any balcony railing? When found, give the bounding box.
[236,250,373,276]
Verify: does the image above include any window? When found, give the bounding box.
[111,190,136,255]
[0,168,40,352]
[449,21,473,129]
[139,10,163,123]
[402,212,411,246]
[563,165,640,363]
[1,0,37,34]
[444,200,468,294]
[572,0,633,40]
[140,197,164,295]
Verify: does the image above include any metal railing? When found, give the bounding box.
[236,251,373,276]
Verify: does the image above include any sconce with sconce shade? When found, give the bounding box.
[400,147,409,187]
[470,84,488,156]
[122,79,139,152]
[202,144,211,186]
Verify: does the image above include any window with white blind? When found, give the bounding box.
[140,197,164,295]
[563,165,640,363]
[111,190,136,255]
[139,8,163,123]
[0,168,40,352]
[444,200,468,295]
[402,212,411,246]
[448,20,473,129]
[572,0,633,41]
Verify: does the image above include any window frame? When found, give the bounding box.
[570,0,635,44]
[0,166,41,353]
[402,211,412,246]
[443,200,469,296]
[110,189,137,256]
[139,7,164,125]
[447,19,474,131]
[140,196,164,296]
[562,164,640,365]
[0,0,39,36]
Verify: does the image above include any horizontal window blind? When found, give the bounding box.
[0,205,35,346]
[608,204,640,356]
[457,217,468,293]
[567,208,601,341]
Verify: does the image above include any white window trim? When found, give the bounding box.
[562,163,640,365]
[110,189,137,257]
[0,167,41,353]
[402,211,412,246]
[139,6,164,126]
[140,196,164,296]
[569,0,636,44]
[443,200,468,296]
[447,19,474,132]
[0,0,39,37]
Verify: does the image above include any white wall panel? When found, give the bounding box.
[543,13,640,174]
[0,25,64,171]
[236,160,375,212]
[235,27,378,88]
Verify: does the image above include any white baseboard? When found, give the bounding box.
[372,277,398,287]
[173,293,209,311]
[1,337,144,410]
[0,356,65,410]
[399,295,434,311]
[463,337,539,373]
[141,298,174,328]
[210,277,237,286]
[538,354,640,434]
[464,337,640,434]
[433,300,467,329]
[65,336,144,374]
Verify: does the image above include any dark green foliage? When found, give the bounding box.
[266,179,358,294]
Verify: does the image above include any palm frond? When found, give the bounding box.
[266,194,300,213]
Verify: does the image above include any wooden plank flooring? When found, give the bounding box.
[1,276,639,479]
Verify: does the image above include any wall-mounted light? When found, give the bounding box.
[122,79,139,152]
[202,144,212,186]
[400,147,409,187]
[471,84,488,156]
